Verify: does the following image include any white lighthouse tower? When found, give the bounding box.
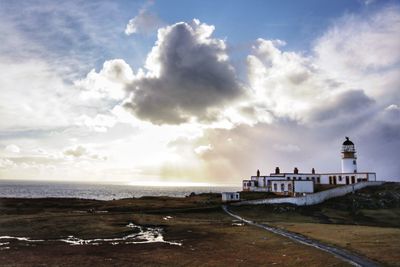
[341,137,357,173]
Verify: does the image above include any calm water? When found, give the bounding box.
[0,180,240,200]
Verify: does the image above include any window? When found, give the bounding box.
[353,160,356,165]
[287,177,290,180]
[317,177,320,183]
[306,177,310,180]
[281,183,285,191]
[273,184,277,191]
[339,176,342,182]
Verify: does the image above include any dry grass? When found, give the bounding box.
[0,197,349,267]
[273,222,400,266]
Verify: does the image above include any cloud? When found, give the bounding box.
[0,158,16,168]
[0,1,127,80]
[273,143,301,152]
[315,5,400,72]
[123,19,244,124]
[313,4,400,104]
[125,2,162,36]
[194,144,213,155]
[63,145,88,158]
[75,59,133,100]
[0,59,80,131]
[5,144,20,154]
[247,38,335,122]
[75,114,117,132]
[1,3,399,183]
[63,145,106,160]
[307,89,375,126]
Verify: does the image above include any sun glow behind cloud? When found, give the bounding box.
[0,1,399,184]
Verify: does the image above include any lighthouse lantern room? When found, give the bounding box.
[341,137,357,173]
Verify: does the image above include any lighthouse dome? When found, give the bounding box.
[343,137,354,146]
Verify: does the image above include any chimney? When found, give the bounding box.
[257,169,260,177]
[275,167,280,174]
[312,168,315,174]
[294,167,299,174]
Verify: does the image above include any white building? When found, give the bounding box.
[243,137,376,196]
[222,192,240,202]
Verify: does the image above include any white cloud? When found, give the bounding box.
[5,144,20,154]
[0,59,80,131]
[314,5,400,102]
[75,114,117,132]
[75,59,133,100]
[247,5,400,127]
[194,144,213,155]
[125,5,162,36]
[0,158,16,168]
[247,38,338,122]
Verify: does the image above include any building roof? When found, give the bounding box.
[343,137,354,146]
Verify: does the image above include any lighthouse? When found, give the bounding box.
[341,137,357,173]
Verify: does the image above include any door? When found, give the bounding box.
[351,176,355,184]
[346,177,349,185]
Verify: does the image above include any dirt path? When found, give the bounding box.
[222,205,380,267]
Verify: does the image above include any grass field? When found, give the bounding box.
[0,195,349,267]
[231,183,400,266]
[274,222,400,266]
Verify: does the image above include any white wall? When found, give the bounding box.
[342,158,357,173]
[368,173,376,181]
[233,181,384,206]
[222,192,240,202]
[294,180,313,193]
[271,180,291,193]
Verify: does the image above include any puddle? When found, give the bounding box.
[0,223,182,249]
[232,220,244,226]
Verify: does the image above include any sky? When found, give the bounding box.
[0,0,399,185]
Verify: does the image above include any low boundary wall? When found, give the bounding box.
[233,181,384,206]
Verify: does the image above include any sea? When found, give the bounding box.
[0,180,241,200]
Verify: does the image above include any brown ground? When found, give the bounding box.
[274,222,400,266]
[230,183,400,266]
[0,195,349,267]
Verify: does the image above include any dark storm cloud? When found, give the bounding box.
[123,21,243,124]
[309,89,375,125]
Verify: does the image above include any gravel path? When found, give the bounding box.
[222,205,380,267]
